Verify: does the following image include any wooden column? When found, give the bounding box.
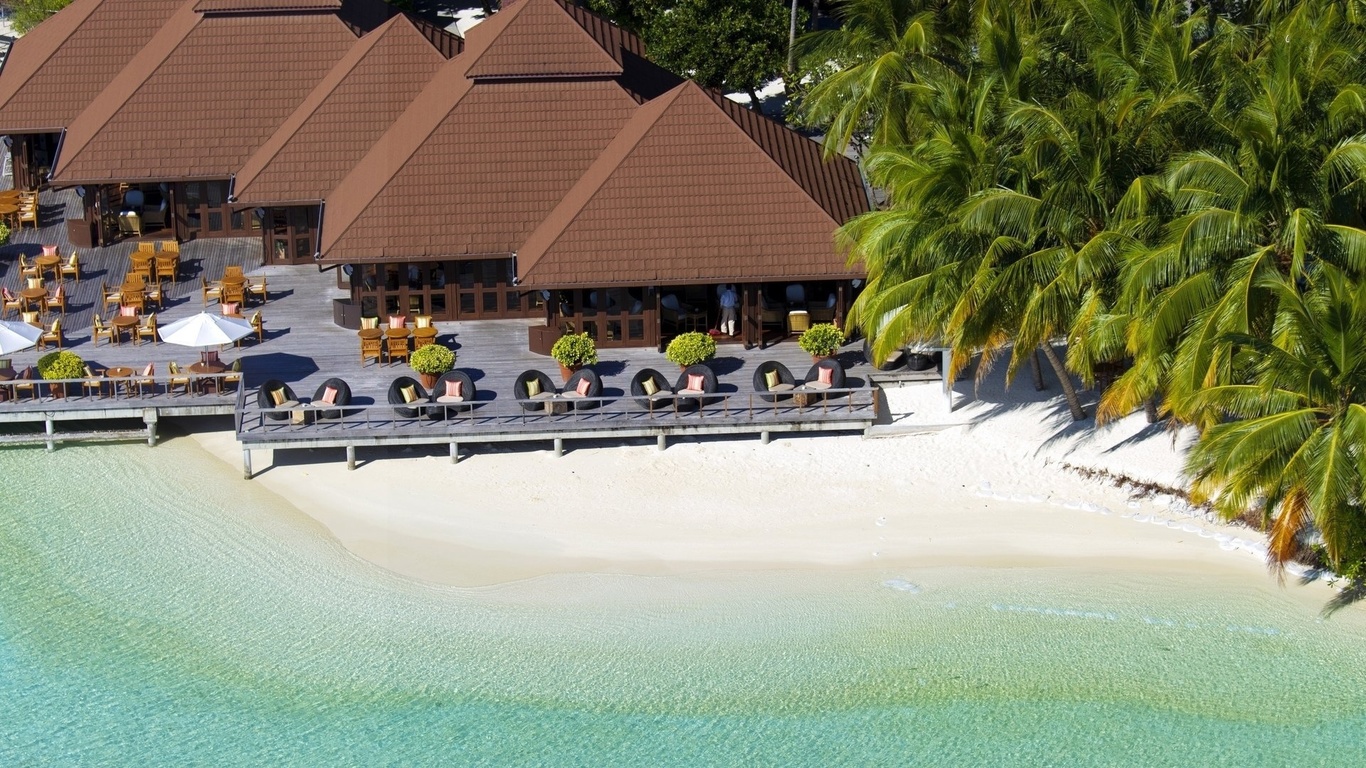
[836,282,848,331]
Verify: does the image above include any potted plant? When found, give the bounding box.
[798,323,845,362]
[665,331,717,369]
[410,343,455,389]
[0,222,10,246]
[37,350,84,398]
[550,332,598,381]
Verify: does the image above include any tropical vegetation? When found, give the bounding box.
[796,0,1366,574]
[665,331,717,367]
[36,350,83,380]
[551,332,599,368]
[409,344,455,376]
[797,323,845,358]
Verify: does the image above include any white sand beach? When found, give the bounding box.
[189,363,1312,590]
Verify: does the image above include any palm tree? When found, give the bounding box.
[1186,265,1366,573]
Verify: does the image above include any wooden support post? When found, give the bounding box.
[761,430,771,445]
[44,417,54,453]
[242,449,253,480]
[449,441,459,464]
[657,434,666,451]
[346,444,356,470]
[553,437,564,457]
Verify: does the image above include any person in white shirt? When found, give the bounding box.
[719,284,739,336]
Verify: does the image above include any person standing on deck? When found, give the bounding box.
[719,284,739,337]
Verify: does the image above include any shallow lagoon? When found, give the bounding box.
[1,440,1362,765]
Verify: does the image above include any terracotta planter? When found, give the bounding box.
[419,372,438,389]
[811,354,832,364]
[558,362,580,382]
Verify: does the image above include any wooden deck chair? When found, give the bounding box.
[134,363,156,396]
[101,282,122,313]
[143,281,163,310]
[11,367,36,400]
[60,252,80,282]
[221,359,242,392]
[17,203,38,229]
[37,318,61,349]
[202,277,222,306]
[167,362,192,395]
[136,313,157,345]
[136,241,155,255]
[1,287,20,317]
[385,334,410,365]
[44,283,66,317]
[155,253,177,283]
[360,335,382,366]
[18,254,38,280]
[91,315,116,346]
[82,364,106,398]
[248,275,267,304]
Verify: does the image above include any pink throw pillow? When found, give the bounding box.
[388,315,406,329]
[221,302,239,316]
[42,244,58,257]
[575,377,591,396]
[687,373,705,391]
[817,366,834,386]
[141,363,153,376]
[444,379,463,398]
[320,386,338,405]
[120,305,137,317]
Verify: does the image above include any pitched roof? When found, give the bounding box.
[517,82,860,287]
[232,15,450,205]
[322,79,640,260]
[51,5,371,184]
[0,0,191,134]
[194,0,340,11]
[465,0,622,79]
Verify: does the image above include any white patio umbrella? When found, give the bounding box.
[158,312,253,348]
[0,320,41,355]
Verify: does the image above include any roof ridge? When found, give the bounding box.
[51,0,203,182]
[232,15,409,199]
[0,0,105,120]
[465,0,621,79]
[517,83,687,278]
[317,0,522,253]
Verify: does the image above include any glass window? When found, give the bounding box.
[459,293,475,314]
[295,239,311,260]
[231,210,244,231]
[182,183,201,207]
[606,320,621,341]
[457,262,475,289]
[207,182,226,207]
[482,292,499,313]
[506,291,520,311]
[628,319,644,339]
[431,293,447,316]
[273,239,287,261]
[208,212,223,232]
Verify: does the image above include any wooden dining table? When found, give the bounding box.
[0,203,19,228]
[110,315,140,344]
[35,253,61,281]
[19,286,46,311]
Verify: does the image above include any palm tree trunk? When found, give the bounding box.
[1030,349,1047,391]
[1039,343,1086,421]
[788,0,800,72]
[1144,395,1159,424]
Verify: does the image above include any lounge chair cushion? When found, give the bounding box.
[529,391,554,400]
[679,388,704,395]
[641,378,659,396]
[806,381,831,391]
[764,370,779,389]
[817,366,834,386]
[141,364,154,377]
[400,385,418,403]
[561,390,582,399]
[575,378,591,396]
[769,382,795,392]
[525,378,542,397]
[277,399,300,409]
[269,388,287,406]
[687,374,705,392]
[435,395,464,404]
[320,386,338,405]
[444,379,463,399]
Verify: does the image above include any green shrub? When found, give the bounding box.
[550,332,598,367]
[409,344,455,375]
[665,331,717,367]
[0,222,10,245]
[798,323,845,357]
[37,350,85,380]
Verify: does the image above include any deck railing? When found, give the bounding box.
[1,372,238,406]
[238,385,878,437]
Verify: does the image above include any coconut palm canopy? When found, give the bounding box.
[798,0,1366,573]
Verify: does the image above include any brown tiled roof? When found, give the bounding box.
[322,79,639,261]
[194,0,340,12]
[233,15,448,205]
[517,82,864,287]
[0,0,192,134]
[52,8,366,184]
[465,0,622,79]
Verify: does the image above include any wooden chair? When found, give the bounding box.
[202,277,222,306]
[223,265,244,281]
[18,254,39,280]
[136,313,157,345]
[100,282,122,313]
[221,282,246,306]
[240,311,264,346]
[158,240,179,254]
[60,252,80,282]
[121,290,145,314]
[1,287,20,317]
[37,318,61,350]
[143,281,163,310]
[248,275,267,304]
[11,367,36,400]
[385,334,410,366]
[130,255,153,284]
[91,315,117,346]
[17,203,38,230]
[44,283,66,317]
[21,310,39,327]
[134,363,156,396]
[167,362,192,395]
[82,364,106,398]
[155,253,178,283]
[136,242,156,256]
[360,335,382,366]
[220,359,242,392]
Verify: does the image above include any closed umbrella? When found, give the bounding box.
[158,312,252,348]
[0,320,41,355]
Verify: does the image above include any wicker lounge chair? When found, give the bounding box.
[560,368,603,410]
[674,364,717,410]
[256,379,299,421]
[513,369,557,412]
[863,339,905,371]
[800,359,847,402]
[430,370,476,419]
[752,360,797,402]
[387,376,430,419]
[311,377,352,420]
[630,367,673,410]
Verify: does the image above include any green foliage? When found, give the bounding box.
[585,0,652,34]
[641,0,794,97]
[550,332,599,367]
[797,323,845,357]
[8,0,72,33]
[409,344,455,376]
[36,351,83,380]
[0,222,10,245]
[664,331,717,367]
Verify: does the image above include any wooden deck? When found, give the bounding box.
[0,187,905,463]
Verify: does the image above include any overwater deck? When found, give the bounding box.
[0,189,911,466]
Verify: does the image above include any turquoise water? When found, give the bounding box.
[1,440,1364,765]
